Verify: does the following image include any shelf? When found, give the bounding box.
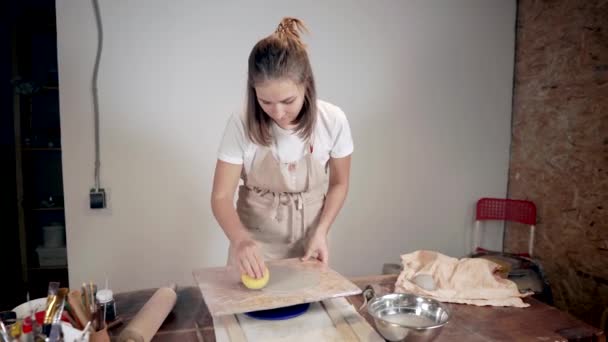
[22,147,61,152]
[29,266,68,271]
[31,207,64,211]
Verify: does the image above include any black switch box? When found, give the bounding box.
[90,188,106,209]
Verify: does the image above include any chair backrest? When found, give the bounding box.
[476,198,536,225]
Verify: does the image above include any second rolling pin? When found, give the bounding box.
[117,285,177,342]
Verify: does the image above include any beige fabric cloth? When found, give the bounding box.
[395,250,532,307]
[231,142,328,261]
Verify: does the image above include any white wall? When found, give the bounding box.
[56,0,516,292]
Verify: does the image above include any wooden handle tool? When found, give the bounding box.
[67,290,90,329]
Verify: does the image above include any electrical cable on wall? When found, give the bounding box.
[90,0,106,208]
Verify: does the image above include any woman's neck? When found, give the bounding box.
[274,121,297,131]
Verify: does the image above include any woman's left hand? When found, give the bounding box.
[302,232,329,264]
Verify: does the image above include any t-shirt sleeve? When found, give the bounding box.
[217,114,248,164]
[330,108,354,158]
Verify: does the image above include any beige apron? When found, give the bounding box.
[231,141,328,261]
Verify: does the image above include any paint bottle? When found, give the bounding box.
[96,289,117,322]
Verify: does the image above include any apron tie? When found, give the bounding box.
[287,192,308,243]
[271,193,280,221]
[298,193,306,243]
[271,192,306,244]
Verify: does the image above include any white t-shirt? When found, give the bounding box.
[218,99,354,174]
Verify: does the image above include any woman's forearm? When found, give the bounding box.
[315,181,349,236]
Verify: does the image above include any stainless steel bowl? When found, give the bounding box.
[367,293,450,342]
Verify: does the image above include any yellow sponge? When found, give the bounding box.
[241,268,270,290]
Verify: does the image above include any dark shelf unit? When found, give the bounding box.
[11,0,69,301]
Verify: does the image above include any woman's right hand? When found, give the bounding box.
[231,238,266,279]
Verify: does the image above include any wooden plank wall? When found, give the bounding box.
[506,0,608,330]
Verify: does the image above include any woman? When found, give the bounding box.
[211,17,353,280]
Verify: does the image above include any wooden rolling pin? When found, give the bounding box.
[117,285,177,342]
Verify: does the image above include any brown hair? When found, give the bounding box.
[245,17,317,146]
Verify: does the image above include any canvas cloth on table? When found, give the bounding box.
[395,250,532,307]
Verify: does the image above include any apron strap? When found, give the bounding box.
[268,191,313,244]
[295,193,305,244]
[271,193,280,222]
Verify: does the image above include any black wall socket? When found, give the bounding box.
[90,188,106,209]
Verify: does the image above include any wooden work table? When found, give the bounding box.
[108,275,604,342]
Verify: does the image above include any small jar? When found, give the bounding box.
[96,289,117,322]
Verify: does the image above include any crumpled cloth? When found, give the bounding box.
[395,250,532,307]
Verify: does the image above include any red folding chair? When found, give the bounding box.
[472,198,537,257]
[472,198,553,304]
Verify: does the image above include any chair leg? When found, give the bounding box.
[473,220,481,254]
[529,225,535,257]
